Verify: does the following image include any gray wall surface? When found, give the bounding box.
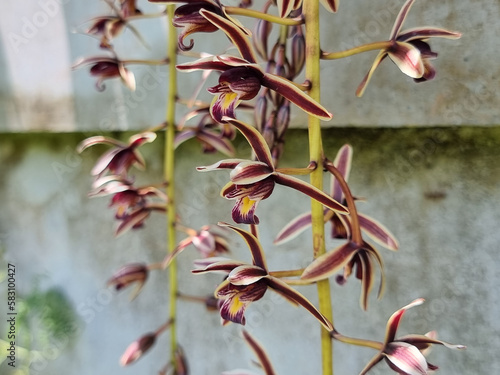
[1,128,499,374]
[0,0,498,132]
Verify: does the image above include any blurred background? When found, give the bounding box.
[1,0,499,374]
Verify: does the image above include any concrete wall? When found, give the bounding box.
[1,128,499,374]
[0,0,499,132]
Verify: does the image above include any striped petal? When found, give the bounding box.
[192,259,246,274]
[274,211,312,245]
[228,265,268,285]
[388,42,424,78]
[267,277,333,331]
[218,222,268,270]
[273,173,348,214]
[261,74,333,120]
[223,118,274,167]
[197,130,235,156]
[385,298,425,344]
[301,241,360,282]
[319,0,338,13]
[331,144,353,201]
[276,0,295,18]
[397,27,462,43]
[210,92,241,123]
[390,0,416,40]
[128,132,157,148]
[197,158,248,172]
[200,9,257,63]
[77,135,126,153]
[242,330,276,375]
[230,161,274,184]
[115,209,150,237]
[177,55,250,72]
[232,196,260,225]
[358,213,399,251]
[384,342,428,375]
[397,333,466,351]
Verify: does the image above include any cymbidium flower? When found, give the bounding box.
[72,55,136,91]
[223,330,276,375]
[108,263,149,300]
[275,144,399,251]
[77,132,157,178]
[88,175,167,236]
[176,10,332,123]
[356,0,461,96]
[120,320,172,366]
[197,118,347,224]
[356,298,465,375]
[193,223,333,330]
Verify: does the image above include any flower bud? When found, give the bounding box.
[120,333,156,366]
[108,263,148,299]
[291,28,305,77]
[253,19,272,61]
[253,94,268,133]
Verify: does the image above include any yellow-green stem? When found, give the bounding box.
[165,4,178,368]
[303,0,334,374]
[225,6,303,26]
[321,41,392,59]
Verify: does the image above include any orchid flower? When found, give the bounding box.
[176,10,332,123]
[356,0,461,96]
[357,298,465,375]
[274,144,399,251]
[107,263,149,300]
[73,55,136,91]
[197,118,347,224]
[77,132,157,178]
[193,223,333,330]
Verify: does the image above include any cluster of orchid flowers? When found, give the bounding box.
[75,0,464,373]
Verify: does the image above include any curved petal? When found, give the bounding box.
[319,0,338,13]
[267,277,333,331]
[331,144,353,201]
[242,330,276,375]
[115,209,150,237]
[229,265,268,285]
[261,74,332,120]
[200,9,257,63]
[197,130,235,156]
[128,132,157,147]
[230,161,274,184]
[197,158,248,172]
[356,51,388,97]
[301,241,360,282]
[385,298,425,344]
[397,27,462,42]
[192,259,245,274]
[388,42,424,78]
[358,213,399,251]
[210,92,240,123]
[276,0,295,18]
[274,173,348,214]
[218,222,268,270]
[390,0,416,40]
[358,353,384,375]
[396,333,466,351]
[222,118,274,167]
[77,135,126,152]
[176,55,248,72]
[274,211,312,245]
[384,342,428,375]
[174,129,197,149]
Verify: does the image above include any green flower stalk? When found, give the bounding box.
[165,3,179,368]
[303,0,334,374]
